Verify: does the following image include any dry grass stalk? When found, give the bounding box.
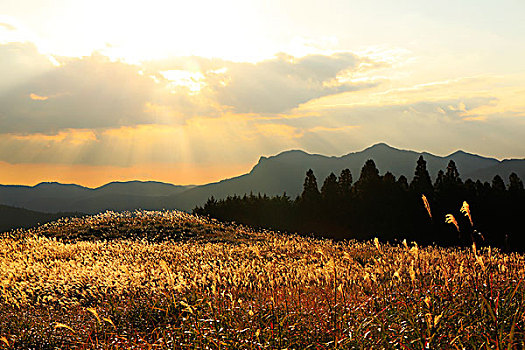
[421,194,432,219]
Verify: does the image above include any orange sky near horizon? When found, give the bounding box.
[0,161,253,187]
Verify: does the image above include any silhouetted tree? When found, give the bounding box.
[507,173,525,250]
[321,173,339,202]
[383,171,396,184]
[434,170,445,192]
[355,159,381,195]
[338,169,353,198]
[352,160,382,238]
[397,175,409,191]
[298,169,322,231]
[301,169,321,202]
[492,175,506,194]
[410,156,433,196]
[320,172,342,234]
[508,173,523,193]
[444,160,462,187]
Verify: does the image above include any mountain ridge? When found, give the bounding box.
[1,143,524,214]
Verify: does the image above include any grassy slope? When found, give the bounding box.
[1,210,524,349]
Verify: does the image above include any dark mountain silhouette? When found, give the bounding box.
[0,204,81,233]
[163,143,516,210]
[465,159,525,183]
[0,181,192,213]
[1,144,524,214]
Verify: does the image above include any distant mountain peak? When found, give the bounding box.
[260,149,313,162]
[274,149,310,157]
[360,143,407,154]
[368,142,393,149]
[446,149,498,162]
[34,182,85,188]
[448,150,468,156]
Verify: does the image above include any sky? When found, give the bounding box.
[1,0,525,187]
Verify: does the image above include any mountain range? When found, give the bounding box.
[1,143,524,219]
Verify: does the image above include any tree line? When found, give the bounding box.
[194,156,525,251]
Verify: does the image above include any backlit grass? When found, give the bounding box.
[1,210,524,349]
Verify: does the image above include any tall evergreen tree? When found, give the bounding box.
[397,175,409,191]
[301,169,321,202]
[356,159,380,194]
[434,170,445,191]
[509,172,524,193]
[410,155,433,196]
[321,172,340,228]
[444,160,462,186]
[383,172,396,184]
[492,175,506,193]
[321,173,339,201]
[338,168,353,198]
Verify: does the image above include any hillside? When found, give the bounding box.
[0,204,81,233]
[1,210,524,348]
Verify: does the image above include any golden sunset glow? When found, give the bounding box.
[0,161,252,188]
[1,1,525,186]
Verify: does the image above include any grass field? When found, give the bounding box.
[1,210,524,349]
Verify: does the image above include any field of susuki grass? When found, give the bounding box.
[1,210,524,349]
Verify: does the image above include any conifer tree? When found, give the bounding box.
[321,173,339,201]
[338,168,353,198]
[410,155,433,196]
[301,169,321,202]
[492,175,506,193]
[509,172,524,193]
[356,159,380,194]
[444,160,462,186]
[383,171,396,184]
[397,175,409,191]
[434,170,445,191]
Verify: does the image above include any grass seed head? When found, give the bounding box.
[460,201,473,226]
[445,214,460,232]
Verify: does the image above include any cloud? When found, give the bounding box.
[209,52,379,113]
[0,42,55,93]
[293,96,525,158]
[0,49,216,133]
[2,43,520,164]
[0,47,383,133]
[0,96,523,170]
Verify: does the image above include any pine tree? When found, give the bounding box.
[397,175,409,191]
[444,160,462,186]
[355,159,380,194]
[492,175,506,193]
[410,155,433,196]
[338,169,353,198]
[321,173,339,201]
[301,169,321,202]
[508,173,524,193]
[434,170,445,191]
[383,172,396,184]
